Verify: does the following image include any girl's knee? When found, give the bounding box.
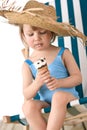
[52,91,70,106]
[22,100,37,116]
[22,100,42,117]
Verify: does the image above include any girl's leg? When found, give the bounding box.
[22,100,49,130]
[47,91,76,130]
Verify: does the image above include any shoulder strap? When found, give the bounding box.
[24,59,33,66]
[58,47,66,56]
[24,59,36,79]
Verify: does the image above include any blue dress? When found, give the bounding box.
[25,47,79,104]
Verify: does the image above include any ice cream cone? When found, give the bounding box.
[34,57,48,72]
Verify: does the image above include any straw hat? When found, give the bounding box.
[0,0,87,46]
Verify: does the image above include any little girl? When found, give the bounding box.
[21,24,82,130]
[1,0,86,130]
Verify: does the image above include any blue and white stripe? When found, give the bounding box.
[47,0,87,97]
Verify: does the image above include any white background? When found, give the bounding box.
[0,0,48,120]
[0,0,87,120]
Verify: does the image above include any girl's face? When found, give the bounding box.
[22,24,52,51]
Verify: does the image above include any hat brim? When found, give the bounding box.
[0,10,7,17]
[1,11,86,45]
[4,12,86,37]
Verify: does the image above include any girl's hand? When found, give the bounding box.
[35,69,51,87]
[46,77,59,90]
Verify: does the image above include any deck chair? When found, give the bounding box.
[2,0,87,130]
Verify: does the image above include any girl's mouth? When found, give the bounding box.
[35,43,43,48]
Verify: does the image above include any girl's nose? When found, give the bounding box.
[34,33,41,40]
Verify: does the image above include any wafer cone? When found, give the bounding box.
[38,64,48,72]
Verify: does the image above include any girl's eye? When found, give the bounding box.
[25,30,47,36]
[40,31,47,34]
[28,33,33,36]
[27,33,33,36]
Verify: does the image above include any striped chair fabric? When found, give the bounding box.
[2,0,87,129]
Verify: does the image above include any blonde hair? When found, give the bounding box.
[19,25,29,59]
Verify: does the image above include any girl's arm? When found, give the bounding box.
[22,62,50,100]
[46,49,82,90]
[22,62,40,100]
[62,49,82,87]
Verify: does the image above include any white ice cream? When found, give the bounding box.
[34,57,47,69]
